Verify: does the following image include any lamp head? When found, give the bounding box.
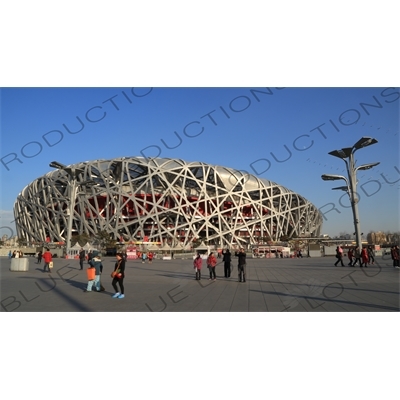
[321,174,347,181]
[331,186,349,191]
[328,147,352,159]
[356,162,380,171]
[353,137,378,151]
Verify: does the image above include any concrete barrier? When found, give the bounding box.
[10,258,29,272]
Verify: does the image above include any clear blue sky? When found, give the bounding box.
[1,87,399,239]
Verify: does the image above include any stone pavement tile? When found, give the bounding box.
[164,278,216,312]
[190,280,231,312]
[356,286,400,309]
[228,283,249,312]
[345,281,400,309]
[247,273,292,312]
[334,289,399,312]
[323,271,399,311]
[254,267,297,312]
[246,265,270,311]
[208,281,242,312]
[317,290,387,312]
[248,286,269,312]
[248,275,276,311]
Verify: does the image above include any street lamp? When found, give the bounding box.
[321,137,379,250]
[331,186,350,192]
[321,174,349,183]
[49,161,86,257]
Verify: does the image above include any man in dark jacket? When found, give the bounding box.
[79,248,85,270]
[222,249,232,278]
[392,245,399,268]
[235,248,247,282]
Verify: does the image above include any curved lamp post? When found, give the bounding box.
[321,137,380,250]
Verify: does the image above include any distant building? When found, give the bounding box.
[367,231,400,245]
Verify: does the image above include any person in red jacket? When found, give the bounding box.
[193,252,202,280]
[361,247,369,267]
[42,248,53,273]
[347,248,354,266]
[207,252,217,281]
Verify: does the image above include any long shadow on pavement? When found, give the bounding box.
[250,289,400,311]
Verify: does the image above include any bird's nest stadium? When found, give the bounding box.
[14,157,323,248]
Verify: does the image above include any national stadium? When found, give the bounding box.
[14,157,323,248]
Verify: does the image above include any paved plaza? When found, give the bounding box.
[1,254,399,312]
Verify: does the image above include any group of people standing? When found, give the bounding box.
[193,248,247,282]
[9,250,24,258]
[141,251,154,263]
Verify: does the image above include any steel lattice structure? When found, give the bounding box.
[14,157,322,247]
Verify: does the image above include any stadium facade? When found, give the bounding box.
[14,157,323,248]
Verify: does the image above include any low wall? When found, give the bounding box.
[10,258,29,271]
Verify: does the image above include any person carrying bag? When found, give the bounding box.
[84,251,103,292]
[111,253,125,299]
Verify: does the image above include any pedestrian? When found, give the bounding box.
[298,249,303,258]
[334,246,344,266]
[193,252,202,280]
[347,248,354,266]
[392,245,399,268]
[390,246,395,267]
[87,250,93,265]
[42,248,53,273]
[37,250,42,264]
[84,250,103,292]
[367,246,375,265]
[235,247,247,282]
[8,250,12,259]
[141,252,147,263]
[148,252,153,263]
[222,248,231,278]
[11,250,17,258]
[111,252,125,299]
[79,248,85,270]
[207,252,217,280]
[352,246,362,267]
[361,247,369,267]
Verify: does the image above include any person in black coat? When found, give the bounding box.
[222,249,232,278]
[334,246,344,267]
[79,248,86,270]
[235,248,247,282]
[111,253,126,299]
[367,246,375,265]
